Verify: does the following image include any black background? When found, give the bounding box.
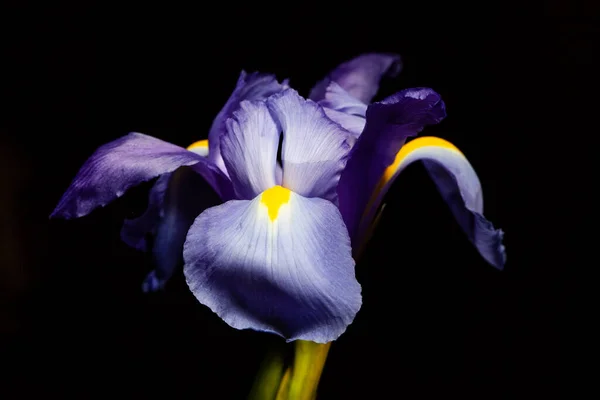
[1,2,589,398]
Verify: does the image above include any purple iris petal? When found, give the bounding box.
[51,132,233,219]
[267,89,353,203]
[322,108,366,137]
[221,100,281,200]
[318,82,368,116]
[423,160,506,269]
[120,173,171,251]
[183,190,361,343]
[338,88,447,244]
[309,53,402,104]
[208,71,288,175]
[144,167,224,292]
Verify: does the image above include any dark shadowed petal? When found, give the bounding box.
[221,100,281,199]
[360,137,505,270]
[142,167,223,292]
[184,186,361,343]
[51,132,233,219]
[309,53,402,104]
[267,89,353,203]
[120,173,172,251]
[338,88,446,243]
[121,138,211,252]
[208,71,288,175]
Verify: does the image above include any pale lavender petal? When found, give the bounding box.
[267,89,353,203]
[221,100,280,199]
[309,53,402,104]
[318,82,368,116]
[208,71,288,175]
[183,187,362,343]
[337,88,447,244]
[323,107,366,137]
[423,159,506,269]
[51,132,233,219]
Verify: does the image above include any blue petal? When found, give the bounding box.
[338,88,447,244]
[309,53,402,104]
[318,82,368,116]
[51,132,233,219]
[120,173,172,251]
[221,100,281,199]
[208,71,288,175]
[146,167,224,291]
[267,89,353,203]
[183,187,362,343]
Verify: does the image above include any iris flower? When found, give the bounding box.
[51,53,505,345]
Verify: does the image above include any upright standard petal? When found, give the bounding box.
[221,100,281,199]
[267,89,353,203]
[361,137,506,270]
[319,82,368,136]
[318,82,368,116]
[338,88,447,243]
[208,71,288,175]
[309,53,402,104]
[184,186,362,343]
[51,132,233,219]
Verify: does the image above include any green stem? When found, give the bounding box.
[286,341,331,400]
[247,340,288,400]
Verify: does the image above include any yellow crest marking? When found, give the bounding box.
[261,186,292,221]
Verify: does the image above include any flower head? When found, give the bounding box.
[51,53,505,343]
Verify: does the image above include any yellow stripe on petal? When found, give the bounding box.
[358,137,466,247]
[381,136,462,184]
[261,185,292,221]
[186,139,209,156]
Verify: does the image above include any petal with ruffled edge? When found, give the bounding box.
[319,82,368,136]
[309,53,402,104]
[323,108,366,137]
[208,71,288,175]
[267,89,353,203]
[221,100,281,199]
[184,186,361,343]
[359,137,506,270]
[338,88,447,244]
[318,82,368,116]
[50,132,233,219]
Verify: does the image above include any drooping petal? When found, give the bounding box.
[267,89,353,203]
[121,138,211,252]
[221,100,281,199]
[51,132,233,219]
[183,186,362,343]
[143,166,223,292]
[120,173,172,251]
[208,71,288,175]
[309,53,402,104]
[338,88,447,243]
[360,137,506,270]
